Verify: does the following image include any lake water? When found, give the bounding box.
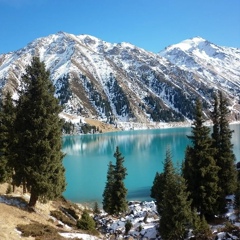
[62,124,240,205]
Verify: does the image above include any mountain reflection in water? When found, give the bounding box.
[62,124,240,204]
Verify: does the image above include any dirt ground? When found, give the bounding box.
[0,183,57,240]
[84,118,119,133]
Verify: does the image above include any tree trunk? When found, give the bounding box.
[12,183,15,193]
[23,178,27,194]
[28,192,38,207]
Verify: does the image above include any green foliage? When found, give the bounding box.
[62,120,75,134]
[151,150,172,215]
[235,172,240,219]
[212,221,240,239]
[183,99,219,218]
[90,92,112,118]
[61,207,79,220]
[220,221,240,237]
[150,172,162,213]
[81,123,96,134]
[82,74,112,118]
[150,172,163,199]
[102,147,128,216]
[144,94,184,122]
[125,219,133,235]
[192,214,213,240]
[107,75,133,119]
[211,91,237,213]
[171,88,196,120]
[50,210,76,226]
[102,161,115,214]
[93,202,100,214]
[112,146,128,214]
[55,75,72,105]
[13,57,66,206]
[77,209,98,235]
[159,149,193,240]
[142,72,194,121]
[0,91,16,183]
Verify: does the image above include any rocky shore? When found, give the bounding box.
[95,201,160,239]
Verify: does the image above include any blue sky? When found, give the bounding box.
[0,0,239,54]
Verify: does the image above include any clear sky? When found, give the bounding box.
[0,0,239,54]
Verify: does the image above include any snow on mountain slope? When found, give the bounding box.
[160,37,240,92]
[0,32,240,124]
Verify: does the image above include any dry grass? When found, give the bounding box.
[0,183,77,240]
[84,118,119,133]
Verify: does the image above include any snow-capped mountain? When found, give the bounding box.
[0,32,240,123]
[160,37,240,98]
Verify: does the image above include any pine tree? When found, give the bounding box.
[150,171,165,213]
[211,93,220,150]
[0,92,16,183]
[93,202,100,215]
[192,213,212,239]
[14,57,66,207]
[77,209,96,231]
[211,92,237,213]
[151,149,172,215]
[112,146,128,215]
[217,92,237,194]
[102,147,128,216]
[159,149,193,240]
[234,171,240,219]
[182,99,219,218]
[102,161,115,214]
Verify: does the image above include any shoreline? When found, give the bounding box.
[63,119,240,136]
[60,112,240,135]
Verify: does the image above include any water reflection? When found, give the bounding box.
[62,128,191,158]
[62,124,240,204]
[127,187,152,202]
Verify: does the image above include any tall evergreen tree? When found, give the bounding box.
[159,149,193,240]
[14,57,66,207]
[102,161,115,214]
[234,171,240,219]
[151,149,173,215]
[0,92,16,183]
[111,146,128,215]
[102,146,128,216]
[211,92,237,212]
[211,93,220,150]
[217,92,237,195]
[150,171,165,213]
[182,99,219,218]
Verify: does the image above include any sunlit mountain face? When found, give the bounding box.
[0,32,240,123]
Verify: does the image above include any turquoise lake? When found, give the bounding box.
[62,124,240,205]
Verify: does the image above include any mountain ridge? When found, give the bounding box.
[0,32,240,124]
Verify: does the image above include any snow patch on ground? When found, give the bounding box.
[95,201,160,239]
[59,112,85,124]
[59,232,99,239]
[0,195,28,209]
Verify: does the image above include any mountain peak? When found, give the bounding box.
[56,31,67,36]
[164,36,209,52]
[190,36,207,43]
[0,32,239,124]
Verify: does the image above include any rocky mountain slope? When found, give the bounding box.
[0,32,239,124]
